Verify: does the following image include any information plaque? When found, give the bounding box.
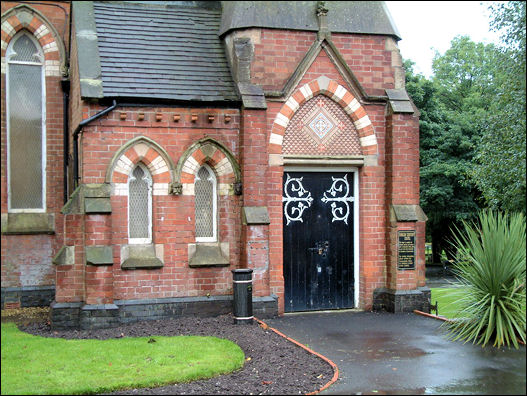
[398,230,416,270]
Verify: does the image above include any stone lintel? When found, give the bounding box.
[84,183,111,198]
[53,245,75,266]
[386,89,415,114]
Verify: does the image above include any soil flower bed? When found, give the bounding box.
[14,312,334,395]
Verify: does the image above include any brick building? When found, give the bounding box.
[1,1,428,329]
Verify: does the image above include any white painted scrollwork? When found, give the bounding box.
[282,174,313,225]
[321,174,354,224]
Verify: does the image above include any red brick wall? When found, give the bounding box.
[1,1,70,289]
[58,105,243,303]
[56,213,84,303]
[2,4,423,313]
[251,29,316,91]
[239,109,270,295]
[385,112,425,291]
[331,33,395,96]
[250,29,395,96]
[262,55,392,310]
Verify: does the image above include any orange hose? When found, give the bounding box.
[413,309,452,322]
[254,317,339,395]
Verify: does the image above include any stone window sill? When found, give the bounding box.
[121,244,164,270]
[188,242,229,267]
[1,213,55,235]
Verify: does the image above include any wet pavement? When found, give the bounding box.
[264,274,526,395]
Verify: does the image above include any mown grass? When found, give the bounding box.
[1,322,244,395]
[430,287,467,319]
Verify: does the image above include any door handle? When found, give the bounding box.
[308,241,329,255]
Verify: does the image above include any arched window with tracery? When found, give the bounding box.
[128,163,152,244]
[6,31,46,211]
[195,165,217,242]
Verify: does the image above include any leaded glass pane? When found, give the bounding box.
[129,165,150,239]
[9,62,43,209]
[195,166,214,239]
[10,34,42,63]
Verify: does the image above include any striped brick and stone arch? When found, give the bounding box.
[175,138,241,196]
[269,76,378,157]
[106,136,176,197]
[1,5,66,77]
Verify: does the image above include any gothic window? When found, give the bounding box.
[6,31,45,211]
[128,163,152,244]
[195,165,217,242]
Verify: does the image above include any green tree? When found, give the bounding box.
[406,33,519,263]
[470,1,526,212]
[405,60,470,262]
[405,42,488,263]
[407,4,526,263]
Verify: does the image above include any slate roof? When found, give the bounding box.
[91,1,238,102]
[220,1,401,40]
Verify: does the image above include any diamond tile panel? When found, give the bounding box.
[283,95,363,155]
[309,112,334,139]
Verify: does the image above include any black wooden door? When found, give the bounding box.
[283,171,355,312]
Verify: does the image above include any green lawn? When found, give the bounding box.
[1,322,244,395]
[430,287,468,319]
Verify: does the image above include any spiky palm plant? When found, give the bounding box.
[445,210,526,348]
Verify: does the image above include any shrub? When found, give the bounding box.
[445,210,526,348]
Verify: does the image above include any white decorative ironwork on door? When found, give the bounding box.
[321,174,354,224]
[282,174,314,225]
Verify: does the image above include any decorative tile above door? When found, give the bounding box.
[283,94,363,156]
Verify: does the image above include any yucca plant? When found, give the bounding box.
[445,210,526,348]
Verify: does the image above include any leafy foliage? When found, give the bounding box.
[470,1,526,212]
[445,210,526,348]
[406,2,527,259]
[405,54,482,262]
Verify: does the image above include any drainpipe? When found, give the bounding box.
[61,78,70,204]
[73,100,117,188]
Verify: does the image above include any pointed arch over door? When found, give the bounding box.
[269,76,378,159]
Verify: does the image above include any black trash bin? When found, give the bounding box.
[232,268,253,324]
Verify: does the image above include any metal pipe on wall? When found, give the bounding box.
[72,100,117,189]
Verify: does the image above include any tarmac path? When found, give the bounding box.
[265,310,526,395]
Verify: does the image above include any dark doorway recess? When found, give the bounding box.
[283,171,355,312]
